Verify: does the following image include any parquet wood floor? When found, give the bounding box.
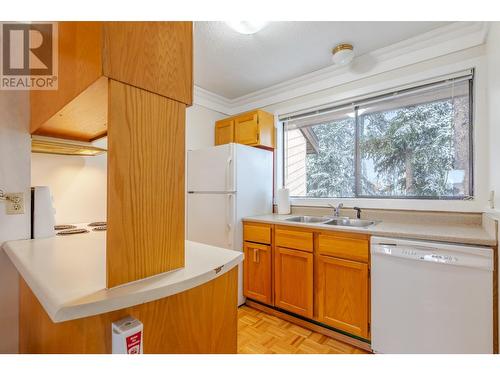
[238,305,369,354]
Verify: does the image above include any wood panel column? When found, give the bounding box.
[103,22,193,288]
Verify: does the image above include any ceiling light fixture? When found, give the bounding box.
[332,43,354,66]
[225,21,269,35]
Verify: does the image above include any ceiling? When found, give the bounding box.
[194,21,450,99]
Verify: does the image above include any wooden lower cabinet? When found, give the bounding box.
[316,254,370,339]
[242,222,371,342]
[243,242,272,304]
[274,247,313,318]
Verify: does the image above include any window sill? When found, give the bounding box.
[287,197,484,213]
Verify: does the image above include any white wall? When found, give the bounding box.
[186,103,227,150]
[487,24,500,211]
[263,45,490,212]
[486,21,500,345]
[31,138,107,224]
[0,90,30,353]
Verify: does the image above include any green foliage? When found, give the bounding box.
[306,119,355,197]
[360,100,456,197]
[303,98,469,198]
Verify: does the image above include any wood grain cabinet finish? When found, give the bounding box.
[275,226,313,253]
[102,21,193,106]
[214,118,234,145]
[106,80,185,288]
[318,232,369,263]
[316,255,369,339]
[215,110,275,149]
[274,247,313,318]
[31,21,193,142]
[243,222,272,245]
[104,22,192,287]
[242,222,371,341]
[20,268,238,354]
[234,111,259,145]
[243,242,273,305]
[30,21,106,141]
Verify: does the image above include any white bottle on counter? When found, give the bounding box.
[277,188,291,215]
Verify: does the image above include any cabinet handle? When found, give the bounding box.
[253,248,259,263]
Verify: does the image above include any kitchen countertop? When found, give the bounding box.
[243,213,497,246]
[2,231,243,323]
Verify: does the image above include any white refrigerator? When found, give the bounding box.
[187,143,273,305]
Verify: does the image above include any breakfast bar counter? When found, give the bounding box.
[2,232,242,353]
[3,231,242,323]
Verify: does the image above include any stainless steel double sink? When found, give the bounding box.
[284,215,376,228]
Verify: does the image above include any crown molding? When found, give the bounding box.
[192,86,233,115]
[193,22,489,115]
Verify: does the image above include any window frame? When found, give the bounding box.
[281,74,475,200]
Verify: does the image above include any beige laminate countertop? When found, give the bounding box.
[3,231,243,323]
[243,213,497,246]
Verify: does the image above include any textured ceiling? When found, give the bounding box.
[194,21,450,99]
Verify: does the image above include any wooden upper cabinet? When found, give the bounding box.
[243,242,273,305]
[102,22,193,106]
[30,21,193,142]
[274,247,313,318]
[234,111,259,145]
[316,255,369,339]
[215,110,275,149]
[30,22,106,141]
[215,118,234,145]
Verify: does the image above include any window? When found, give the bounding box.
[283,73,473,199]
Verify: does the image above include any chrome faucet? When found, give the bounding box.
[328,203,343,217]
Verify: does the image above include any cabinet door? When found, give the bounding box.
[215,119,234,145]
[274,247,313,318]
[234,112,259,145]
[317,255,369,339]
[243,242,272,305]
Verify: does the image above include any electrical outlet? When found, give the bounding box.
[5,193,24,215]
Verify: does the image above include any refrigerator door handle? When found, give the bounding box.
[225,156,233,192]
[226,194,234,247]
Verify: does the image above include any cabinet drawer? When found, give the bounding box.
[243,222,271,245]
[318,233,369,262]
[275,227,313,252]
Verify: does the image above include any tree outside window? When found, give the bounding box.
[284,77,472,199]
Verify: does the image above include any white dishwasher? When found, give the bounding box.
[371,236,493,354]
